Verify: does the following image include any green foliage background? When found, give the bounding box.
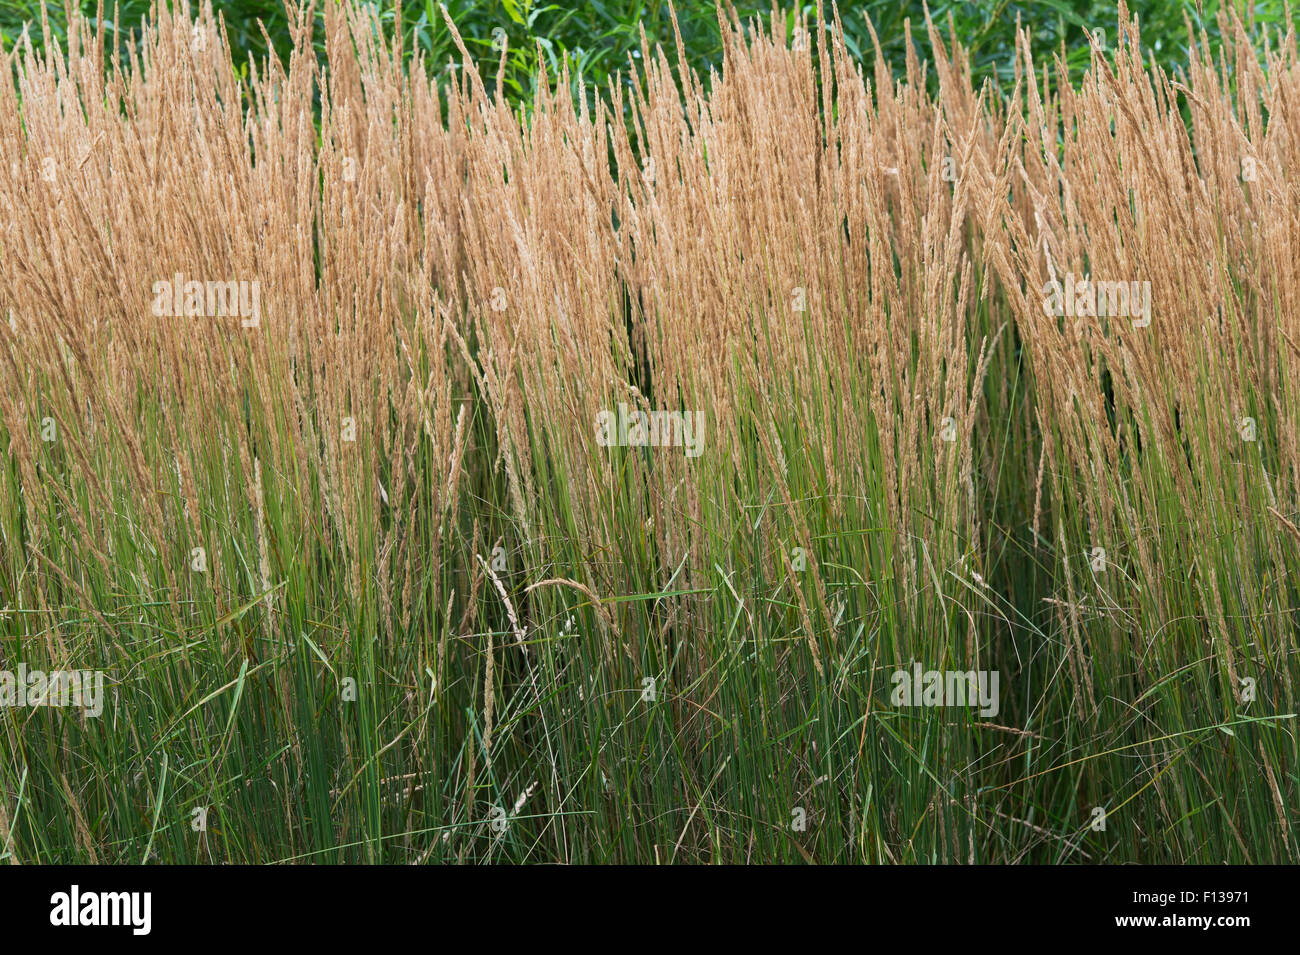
[1,1,1293,104]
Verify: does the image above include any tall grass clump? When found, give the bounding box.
[0,0,1295,863]
[982,6,1300,861]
